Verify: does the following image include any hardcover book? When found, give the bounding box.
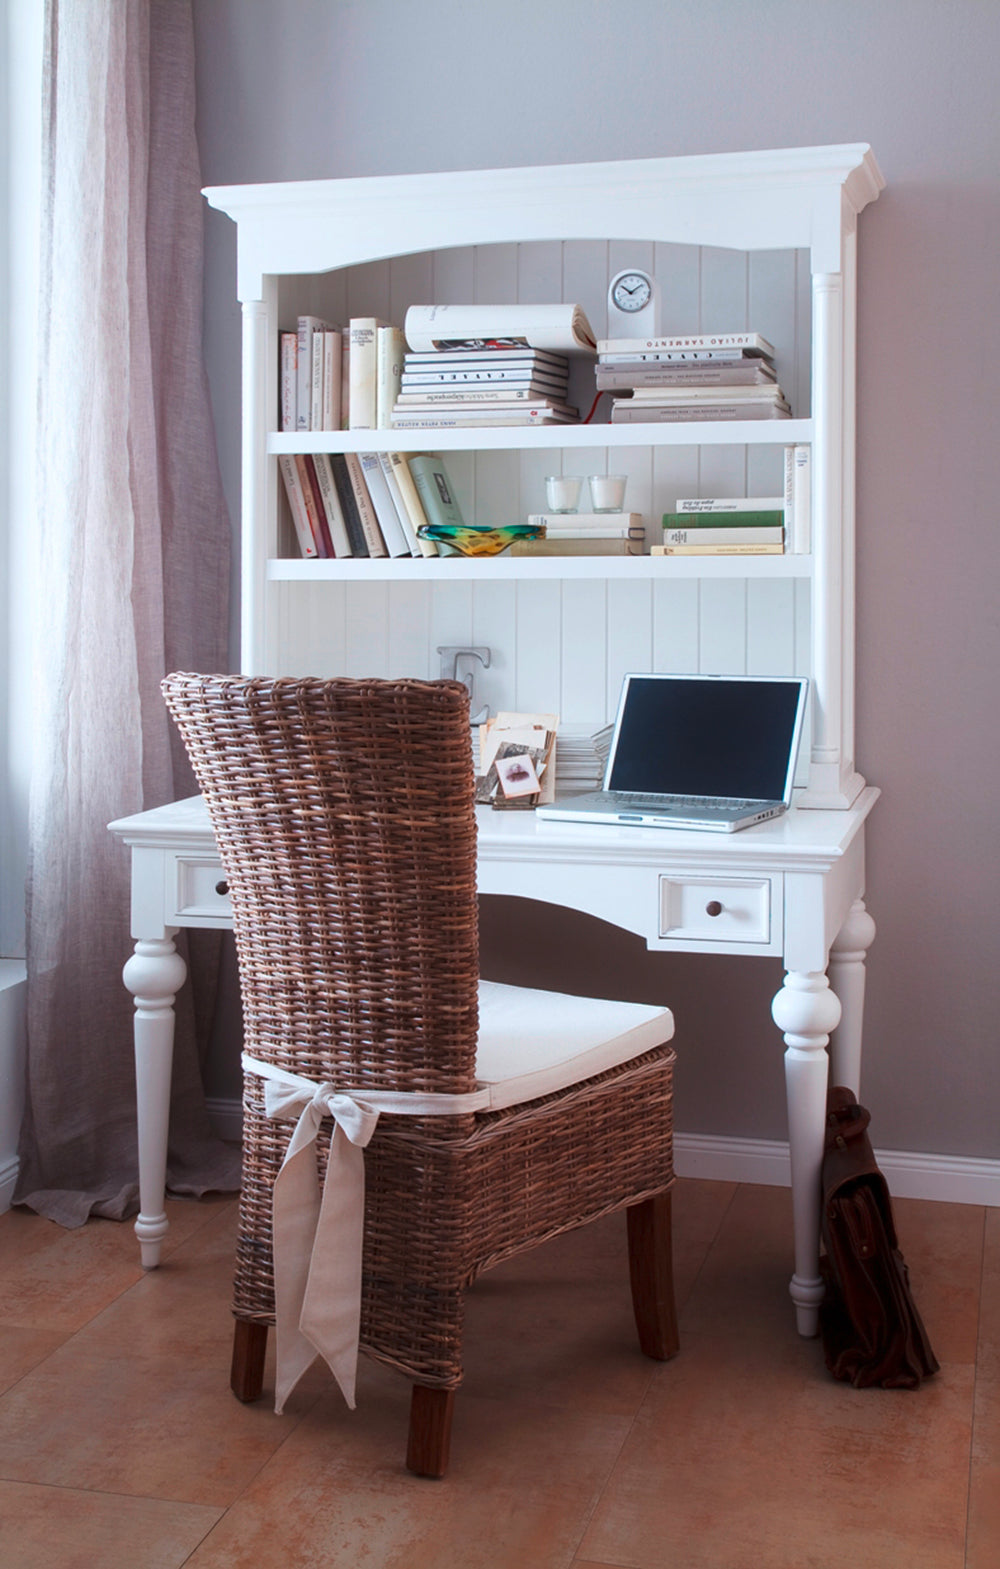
[358,452,412,557]
[611,402,790,423]
[348,316,390,430]
[674,496,785,513]
[597,331,775,356]
[386,450,436,556]
[329,454,369,557]
[595,362,776,390]
[310,453,352,557]
[376,452,421,555]
[408,454,465,531]
[662,525,784,546]
[662,510,785,530]
[294,455,333,557]
[296,315,334,431]
[277,454,319,558]
[344,452,388,556]
[376,325,406,429]
[280,332,297,433]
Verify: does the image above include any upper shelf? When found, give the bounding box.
[205,144,885,298]
[268,419,815,455]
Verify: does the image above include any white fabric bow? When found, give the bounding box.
[262,1072,381,1413]
[244,1053,492,1414]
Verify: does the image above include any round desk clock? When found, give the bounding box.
[607,268,658,336]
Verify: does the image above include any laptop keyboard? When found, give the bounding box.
[607,792,762,811]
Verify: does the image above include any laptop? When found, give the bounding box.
[536,673,809,833]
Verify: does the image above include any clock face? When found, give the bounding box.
[611,271,653,313]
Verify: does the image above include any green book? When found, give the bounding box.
[408,454,465,529]
[662,509,784,529]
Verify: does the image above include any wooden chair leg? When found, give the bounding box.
[406,1385,455,1478]
[627,1190,680,1361]
[231,1319,268,1402]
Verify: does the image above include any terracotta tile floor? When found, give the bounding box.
[0,1180,996,1568]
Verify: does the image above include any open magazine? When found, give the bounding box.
[404,303,596,354]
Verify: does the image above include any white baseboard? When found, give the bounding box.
[675,1132,1000,1207]
[203,1097,999,1209]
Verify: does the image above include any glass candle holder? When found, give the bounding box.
[544,474,583,514]
[588,474,628,512]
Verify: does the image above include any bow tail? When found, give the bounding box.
[272,1128,325,1414]
[299,1129,367,1409]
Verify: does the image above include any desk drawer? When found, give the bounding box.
[659,875,773,945]
[170,857,233,924]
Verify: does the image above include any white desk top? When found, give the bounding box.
[110,788,878,873]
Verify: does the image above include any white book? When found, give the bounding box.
[403,348,568,369]
[396,386,572,405]
[321,329,342,431]
[675,496,785,513]
[627,383,786,402]
[599,348,770,364]
[543,524,645,540]
[376,326,406,429]
[527,520,643,539]
[310,453,352,558]
[404,302,596,353]
[296,315,331,431]
[358,452,411,557]
[348,317,387,430]
[394,400,578,421]
[390,410,576,428]
[376,452,420,555]
[785,443,812,554]
[385,450,436,556]
[280,332,297,433]
[597,331,775,356]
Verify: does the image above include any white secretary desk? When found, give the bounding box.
[111,143,884,1338]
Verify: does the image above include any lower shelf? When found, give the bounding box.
[266,554,813,582]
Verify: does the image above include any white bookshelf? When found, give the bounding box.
[205,144,883,808]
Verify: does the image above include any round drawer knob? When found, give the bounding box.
[215,880,230,896]
[705,900,723,917]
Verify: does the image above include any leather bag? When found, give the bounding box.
[819,1087,939,1389]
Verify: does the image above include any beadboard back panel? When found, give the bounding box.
[269,240,811,752]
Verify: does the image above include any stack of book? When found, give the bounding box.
[390,348,577,428]
[654,497,786,556]
[512,512,646,557]
[389,303,596,428]
[277,450,472,560]
[595,332,791,423]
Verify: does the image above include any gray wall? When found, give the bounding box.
[191,0,1000,1161]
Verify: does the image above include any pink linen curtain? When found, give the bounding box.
[15,0,240,1225]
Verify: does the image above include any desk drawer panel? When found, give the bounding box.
[171,857,233,923]
[659,875,772,945]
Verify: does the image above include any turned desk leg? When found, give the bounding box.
[827,899,876,1096]
[771,970,842,1338]
[122,934,187,1269]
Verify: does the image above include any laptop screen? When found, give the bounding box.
[605,675,808,802]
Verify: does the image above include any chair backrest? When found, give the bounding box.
[162,673,480,1096]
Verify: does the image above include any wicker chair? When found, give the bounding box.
[162,672,678,1477]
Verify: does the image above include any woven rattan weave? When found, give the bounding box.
[162,672,676,1473]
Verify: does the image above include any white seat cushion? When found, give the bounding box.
[475,979,674,1111]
